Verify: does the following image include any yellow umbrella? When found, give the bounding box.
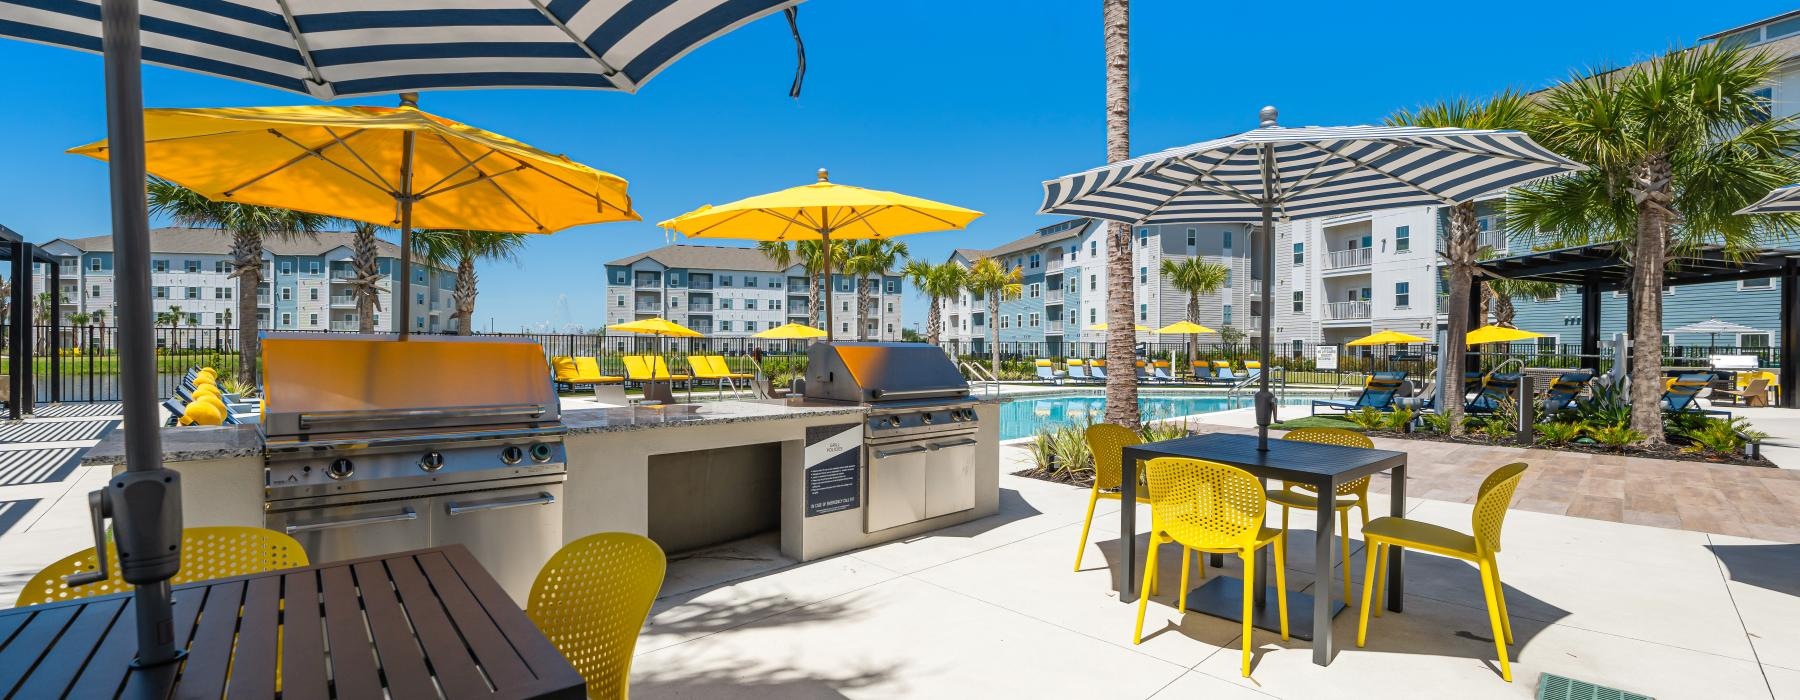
[1155,321,1216,334]
[659,169,981,334]
[71,98,638,338]
[1466,325,1546,345]
[752,322,829,339]
[607,317,702,338]
[1087,322,1150,332]
[1347,330,1430,346]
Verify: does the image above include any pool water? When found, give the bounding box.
[998,391,1319,440]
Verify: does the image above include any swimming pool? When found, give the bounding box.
[998,391,1321,440]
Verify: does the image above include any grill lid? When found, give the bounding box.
[259,334,559,439]
[803,342,969,404]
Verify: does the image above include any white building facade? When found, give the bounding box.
[605,244,903,341]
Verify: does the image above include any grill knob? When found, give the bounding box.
[325,458,354,481]
[500,445,525,465]
[529,443,555,463]
[419,451,445,472]
[922,413,933,424]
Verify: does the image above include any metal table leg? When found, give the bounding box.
[1313,488,1335,666]
[1119,449,1137,603]
[1388,462,1406,613]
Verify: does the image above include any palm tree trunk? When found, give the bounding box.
[808,268,821,331]
[926,297,942,346]
[454,256,477,336]
[230,231,262,385]
[1443,203,1477,436]
[352,224,380,333]
[857,278,871,341]
[988,295,1001,377]
[1629,153,1674,445]
[1102,0,1138,426]
[1187,292,1199,371]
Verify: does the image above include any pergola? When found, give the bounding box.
[0,225,62,419]
[1476,242,1800,408]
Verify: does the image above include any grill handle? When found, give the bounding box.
[284,507,417,534]
[869,388,967,400]
[875,445,928,459]
[446,492,556,516]
[930,438,980,450]
[297,404,548,430]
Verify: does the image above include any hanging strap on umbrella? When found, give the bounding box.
[786,6,806,98]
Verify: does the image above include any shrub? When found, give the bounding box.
[1345,407,1388,431]
[1473,415,1514,443]
[1589,424,1645,451]
[1139,419,1188,443]
[1536,421,1584,446]
[1574,379,1630,429]
[1382,407,1414,432]
[1419,411,1452,434]
[1679,417,1768,458]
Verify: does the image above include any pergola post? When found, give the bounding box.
[19,243,34,415]
[1465,277,1483,374]
[1782,258,1799,408]
[48,258,60,403]
[1580,281,1601,374]
[7,240,22,420]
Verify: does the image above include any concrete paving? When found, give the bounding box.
[0,404,122,605]
[632,442,1800,699]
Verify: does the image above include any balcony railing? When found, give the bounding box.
[634,276,662,288]
[329,295,356,307]
[687,280,712,290]
[1045,288,1064,304]
[1044,321,1064,335]
[329,268,357,280]
[634,303,662,312]
[1324,247,1372,270]
[330,320,360,331]
[1325,301,1372,320]
[687,303,713,313]
[256,294,271,305]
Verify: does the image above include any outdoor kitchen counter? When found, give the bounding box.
[79,423,269,532]
[79,424,264,466]
[560,398,867,434]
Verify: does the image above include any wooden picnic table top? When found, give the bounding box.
[0,544,585,699]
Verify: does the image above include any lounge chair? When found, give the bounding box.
[1189,361,1212,381]
[552,356,624,392]
[1133,360,1152,382]
[1213,361,1239,382]
[686,356,735,396]
[1466,372,1521,414]
[1663,373,1730,418]
[1244,360,1263,381]
[1313,375,1405,415]
[1151,361,1176,382]
[709,356,754,382]
[1090,362,1109,381]
[1538,372,1593,416]
[1035,359,1066,384]
[1396,379,1437,412]
[1715,375,1771,407]
[1066,359,1092,382]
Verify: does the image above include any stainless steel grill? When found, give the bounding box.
[804,342,980,532]
[260,334,566,602]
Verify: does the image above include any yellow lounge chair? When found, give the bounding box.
[708,356,753,380]
[686,355,739,396]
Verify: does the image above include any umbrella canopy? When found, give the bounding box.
[753,322,829,339]
[1467,325,1546,345]
[1670,318,1760,336]
[1040,106,1585,449]
[71,101,638,339]
[660,169,981,335]
[1155,321,1216,334]
[607,317,702,337]
[0,0,804,98]
[1088,322,1150,332]
[1347,330,1429,346]
[1736,184,1800,214]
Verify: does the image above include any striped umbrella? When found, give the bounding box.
[1041,106,1585,449]
[1737,185,1800,214]
[0,0,805,98]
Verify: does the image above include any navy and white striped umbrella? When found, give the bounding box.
[1040,108,1585,225]
[1737,184,1800,214]
[0,0,803,98]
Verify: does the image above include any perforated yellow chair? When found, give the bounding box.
[1134,457,1288,677]
[1272,427,1376,597]
[528,532,667,699]
[1357,462,1529,682]
[17,526,309,607]
[1073,423,1149,571]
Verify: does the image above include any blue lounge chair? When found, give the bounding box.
[1189,361,1213,382]
[1539,372,1593,416]
[1312,375,1406,415]
[1034,359,1065,384]
[1066,360,1093,382]
[1664,372,1731,418]
[1214,362,1238,382]
[1244,361,1263,381]
[1466,372,1521,414]
[1090,363,1109,381]
[1151,361,1176,382]
[1134,361,1152,382]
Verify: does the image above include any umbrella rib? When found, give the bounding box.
[525,0,634,92]
[499,155,625,215]
[273,0,327,88]
[1295,141,1459,205]
[683,207,767,237]
[321,127,398,194]
[439,137,549,232]
[1280,143,1361,200]
[417,164,531,201]
[415,148,505,198]
[225,129,389,198]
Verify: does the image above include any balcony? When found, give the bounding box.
[688,303,714,313]
[1044,321,1064,335]
[634,303,663,313]
[329,295,356,307]
[256,294,271,306]
[1045,288,1064,304]
[634,275,662,288]
[330,320,359,331]
[1325,301,1372,321]
[1323,247,1372,271]
[329,268,357,280]
[788,280,809,293]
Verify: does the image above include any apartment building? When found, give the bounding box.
[1271,206,1452,351]
[33,227,457,338]
[604,244,904,341]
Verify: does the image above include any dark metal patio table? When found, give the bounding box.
[0,544,584,699]
[1119,432,1408,666]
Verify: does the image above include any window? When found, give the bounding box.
[841,300,850,312]
[1395,225,1411,253]
[668,273,682,287]
[280,287,292,301]
[1029,253,1041,268]
[1293,291,1304,313]
[185,260,201,273]
[999,315,1009,329]
[308,313,319,327]
[720,275,733,287]
[768,278,782,289]
[885,280,899,294]
[886,302,894,313]
[1741,278,1774,290]
[185,287,201,299]
[280,262,293,275]
[1138,267,1147,284]
[152,286,168,299]
[669,297,679,309]
[214,313,226,325]
[744,275,757,287]
[416,293,423,305]
[1089,275,1097,291]
[720,298,732,310]
[745,321,757,332]
[215,261,232,273]
[613,270,627,284]
[1223,231,1233,248]
[1138,304,1147,321]
[91,285,101,298]
[308,288,319,301]
[1293,243,1304,265]
[1186,228,1196,247]
[1089,308,1097,323]
[1224,269,1233,287]
[90,257,101,272]
[1089,241,1097,257]
[1138,228,1149,247]
[771,299,783,310]
[1741,333,1772,349]
[1395,282,1411,308]
[720,320,732,332]
[1030,312,1040,327]
[744,299,757,310]
[214,287,231,299]
[280,312,292,326]
[616,295,624,307]
[151,259,169,273]
[1222,305,1232,325]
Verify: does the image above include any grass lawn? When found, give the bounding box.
[1270,415,1362,431]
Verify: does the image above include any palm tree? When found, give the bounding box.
[1482,278,1561,329]
[89,309,105,328]
[410,230,528,335]
[68,311,90,355]
[349,222,385,333]
[1508,44,1800,444]
[1101,0,1136,426]
[148,178,329,383]
[1158,257,1228,369]
[1386,90,1534,436]
[758,240,847,331]
[901,258,968,346]
[963,257,1022,377]
[846,240,909,340]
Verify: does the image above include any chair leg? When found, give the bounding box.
[1240,546,1256,677]
[1073,490,1099,571]
[1271,539,1289,640]
[1490,555,1514,645]
[1339,508,1352,597]
[1373,541,1390,617]
[1478,557,1513,682]
[1177,547,1192,613]
[1134,541,1160,644]
[1358,541,1380,647]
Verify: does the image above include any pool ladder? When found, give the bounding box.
[1225,367,1287,409]
[960,361,1000,399]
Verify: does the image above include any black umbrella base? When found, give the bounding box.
[1182,576,1346,641]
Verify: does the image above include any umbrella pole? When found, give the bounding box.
[821,228,834,340]
[396,122,417,340]
[1255,111,1278,451]
[99,0,182,667]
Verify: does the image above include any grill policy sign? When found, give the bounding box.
[805,423,862,516]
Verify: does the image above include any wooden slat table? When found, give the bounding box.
[1119,432,1409,667]
[0,545,585,699]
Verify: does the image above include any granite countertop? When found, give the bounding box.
[80,424,264,466]
[563,399,867,434]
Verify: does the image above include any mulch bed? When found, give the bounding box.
[1361,428,1775,467]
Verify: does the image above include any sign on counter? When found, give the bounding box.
[1315,345,1339,370]
[805,423,862,517]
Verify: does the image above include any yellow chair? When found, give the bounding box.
[1357,462,1529,682]
[708,356,753,381]
[1272,427,1376,597]
[1073,424,1150,571]
[528,532,667,699]
[18,526,309,607]
[576,357,624,385]
[1134,457,1288,677]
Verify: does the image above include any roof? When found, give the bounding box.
[946,218,1092,262]
[1703,10,1800,40]
[47,227,408,258]
[608,243,801,273]
[1477,242,1800,289]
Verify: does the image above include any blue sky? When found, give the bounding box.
[0,1,1792,333]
